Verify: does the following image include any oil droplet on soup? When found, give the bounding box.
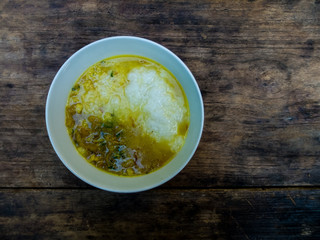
[65,55,190,176]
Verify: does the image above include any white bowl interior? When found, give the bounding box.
[46,36,204,193]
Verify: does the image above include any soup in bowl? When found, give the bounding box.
[46,36,203,192]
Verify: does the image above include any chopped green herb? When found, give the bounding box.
[108,158,117,169]
[102,121,113,129]
[110,71,114,77]
[72,85,80,91]
[116,130,123,138]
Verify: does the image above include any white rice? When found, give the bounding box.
[75,62,188,152]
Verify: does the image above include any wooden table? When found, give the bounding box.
[1,0,320,239]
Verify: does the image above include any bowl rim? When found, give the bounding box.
[46,36,204,193]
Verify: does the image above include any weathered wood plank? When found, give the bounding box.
[0,188,319,239]
[1,0,320,188]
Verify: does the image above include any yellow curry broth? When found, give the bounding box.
[66,110,174,175]
[65,55,189,176]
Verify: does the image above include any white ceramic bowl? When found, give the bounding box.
[46,36,204,193]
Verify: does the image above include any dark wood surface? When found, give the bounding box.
[1,0,320,239]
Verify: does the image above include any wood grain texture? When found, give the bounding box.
[1,1,320,238]
[1,0,320,188]
[1,188,319,240]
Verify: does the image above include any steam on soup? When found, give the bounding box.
[65,55,189,176]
